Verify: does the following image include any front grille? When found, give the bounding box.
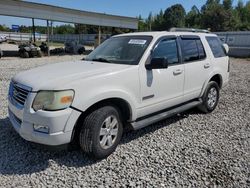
[9,81,32,109]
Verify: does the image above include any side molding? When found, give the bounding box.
[131,99,202,130]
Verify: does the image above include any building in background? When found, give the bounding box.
[217,31,250,58]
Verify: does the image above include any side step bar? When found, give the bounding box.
[131,100,202,130]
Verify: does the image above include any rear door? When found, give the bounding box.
[180,35,211,101]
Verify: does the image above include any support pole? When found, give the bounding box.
[32,18,36,42]
[98,26,101,45]
[112,27,115,36]
[50,21,53,35]
[47,20,50,56]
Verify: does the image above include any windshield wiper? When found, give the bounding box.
[91,58,111,63]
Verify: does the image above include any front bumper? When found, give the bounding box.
[8,93,81,146]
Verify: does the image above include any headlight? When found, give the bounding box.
[32,90,74,111]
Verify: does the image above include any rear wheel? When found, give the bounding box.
[37,50,42,57]
[18,50,23,58]
[79,106,123,159]
[198,81,220,113]
[78,47,85,54]
[23,51,29,58]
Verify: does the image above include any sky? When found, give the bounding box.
[0,0,248,27]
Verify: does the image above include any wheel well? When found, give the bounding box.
[84,98,131,121]
[70,98,132,143]
[209,74,222,88]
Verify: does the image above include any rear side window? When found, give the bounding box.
[206,36,226,58]
[181,37,206,62]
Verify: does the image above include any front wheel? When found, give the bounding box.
[79,106,123,159]
[198,81,220,113]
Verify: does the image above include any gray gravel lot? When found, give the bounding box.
[0,56,249,187]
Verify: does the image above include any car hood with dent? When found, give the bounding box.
[13,61,130,91]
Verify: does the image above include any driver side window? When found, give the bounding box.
[152,38,179,65]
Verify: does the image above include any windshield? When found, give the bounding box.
[86,36,153,65]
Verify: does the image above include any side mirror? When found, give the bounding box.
[223,44,229,54]
[145,57,168,70]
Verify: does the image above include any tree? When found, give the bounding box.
[141,0,250,32]
[0,25,10,32]
[152,9,165,31]
[236,0,250,30]
[74,24,87,34]
[185,6,201,28]
[222,0,234,31]
[246,1,250,23]
[54,24,75,34]
[223,0,233,10]
[201,0,228,31]
[138,15,148,31]
[163,4,186,30]
[147,12,153,31]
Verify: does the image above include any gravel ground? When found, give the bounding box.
[0,56,249,187]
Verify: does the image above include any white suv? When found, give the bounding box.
[8,30,229,158]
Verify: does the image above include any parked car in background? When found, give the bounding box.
[0,35,7,43]
[39,42,49,54]
[65,40,85,54]
[18,43,42,58]
[0,48,3,58]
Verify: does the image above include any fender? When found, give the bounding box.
[199,69,223,97]
[72,88,138,121]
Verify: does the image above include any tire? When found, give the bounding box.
[78,47,85,54]
[79,105,123,159]
[198,81,220,113]
[37,50,42,57]
[18,50,23,58]
[23,51,29,58]
[29,51,35,58]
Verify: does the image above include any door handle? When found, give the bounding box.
[204,63,210,69]
[173,69,183,75]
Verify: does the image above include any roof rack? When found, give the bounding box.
[169,27,210,33]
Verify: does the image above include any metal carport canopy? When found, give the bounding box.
[0,0,138,29]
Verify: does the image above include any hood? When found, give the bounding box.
[13,61,130,91]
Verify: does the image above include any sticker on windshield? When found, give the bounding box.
[128,39,147,45]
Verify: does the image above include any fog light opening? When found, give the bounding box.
[33,124,49,134]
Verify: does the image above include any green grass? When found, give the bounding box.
[34,41,64,47]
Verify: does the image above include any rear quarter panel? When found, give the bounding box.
[200,35,229,96]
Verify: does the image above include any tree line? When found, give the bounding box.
[0,24,131,35]
[0,0,249,34]
[139,0,250,32]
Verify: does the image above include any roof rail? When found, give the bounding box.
[169,27,210,33]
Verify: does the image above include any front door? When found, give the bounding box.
[138,37,185,118]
